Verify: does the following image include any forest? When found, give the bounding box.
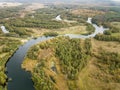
[24,37,92,90]
[0,6,24,19]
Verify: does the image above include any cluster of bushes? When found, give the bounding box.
[44,32,58,37]
[0,6,24,19]
[27,45,40,60]
[92,6,120,27]
[32,61,58,90]
[103,30,111,35]
[0,71,7,90]
[86,23,95,35]
[4,23,32,37]
[103,26,120,35]
[95,34,120,42]
[96,50,120,83]
[55,38,92,80]
[8,18,68,29]
[0,38,21,89]
[95,23,120,42]
[92,12,120,26]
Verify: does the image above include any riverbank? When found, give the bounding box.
[0,37,21,90]
[6,36,54,90]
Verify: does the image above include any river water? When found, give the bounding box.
[6,36,53,90]
[6,18,108,90]
[55,15,62,21]
[0,26,9,33]
[65,18,108,38]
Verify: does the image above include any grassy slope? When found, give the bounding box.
[77,39,120,90]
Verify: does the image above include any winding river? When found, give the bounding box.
[6,36,53,90]
[65,18,108,38]
[6,18,108,90]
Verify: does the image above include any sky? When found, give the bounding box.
[112,0,120,1]
[0,0,120,3]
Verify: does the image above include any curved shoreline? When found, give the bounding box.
[5,18,108,90]
[6,36,54,90]
[65,18,108,38]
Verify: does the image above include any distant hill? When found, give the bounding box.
[0,0,119,5]
[0,0,116,3]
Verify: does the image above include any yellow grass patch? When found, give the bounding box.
[76,39,120,90]
[22,58,37,72]
[44,53,69,90]
[33,46,69,90]
[0,53,7,58]
[56,25,87,34]
[26,25,87,36]
[26,28,50,37]
[77,57,120,90]
[92,39,120,54]
[111,22,120,29]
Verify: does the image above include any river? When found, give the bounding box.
[6,18,108,90]
[0,26,9,33]
[65,18,108,38]
[55,15,62,21]
[6,36,53,90]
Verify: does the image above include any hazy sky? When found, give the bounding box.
[0,0,120,2]
[112,0,120,1]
